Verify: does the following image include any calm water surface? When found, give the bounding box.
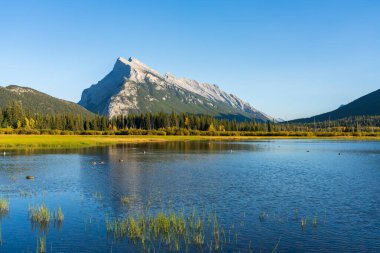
[0,140,379,252]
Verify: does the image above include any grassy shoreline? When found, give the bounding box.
[0,134,379,149]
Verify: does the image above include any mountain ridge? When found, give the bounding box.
[290,88,380,123]
[0,85,94,117]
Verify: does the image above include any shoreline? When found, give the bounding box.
[0,134,379,149]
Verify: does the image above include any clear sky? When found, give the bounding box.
[0,0,379,120]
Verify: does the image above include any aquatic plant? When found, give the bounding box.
[38,236,46,253]
[29,204,51,231]
[301,217,307,230]
[259,211,268,221]
[312,216,318,228]
[120,195,137,206]
[0,199,9,215]
[55,207,64,223]
[92,192,103,201]
[106,208,223,252]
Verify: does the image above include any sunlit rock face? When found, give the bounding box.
[79,57,273,121]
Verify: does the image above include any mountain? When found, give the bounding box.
[79,57,273,121]
[0,85,94,117]
[291,88,380,123]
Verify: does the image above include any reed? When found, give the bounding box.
[29,204,51,232]
[301,217,307,230]
[55,207,64,223]
[312,216,317,228]
[38,236,46,253]
[106,208,223,252]
[0,199,9,214]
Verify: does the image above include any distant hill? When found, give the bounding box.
[0,85,94,117]
[79,57,273,122]
[291,89,380,123]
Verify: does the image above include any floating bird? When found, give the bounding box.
[143,150,146,155]
[26,176,34,180]
[3,151,5,156]
[91,161,97,165]
[119,159,124,162]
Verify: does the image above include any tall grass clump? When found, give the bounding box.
[0,199,9,215]
[29,204,51,224]
[106,208,226,252]
[29,204,51,231]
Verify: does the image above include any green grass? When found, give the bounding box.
[0,133,379,150]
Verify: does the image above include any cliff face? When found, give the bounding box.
[79,57,272,121]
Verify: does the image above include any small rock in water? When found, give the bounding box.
[26,176,34,180]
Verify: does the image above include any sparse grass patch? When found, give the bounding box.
[0,199,9,215]
[106,209,224,252]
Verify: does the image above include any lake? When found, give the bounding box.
[0,140,379,252]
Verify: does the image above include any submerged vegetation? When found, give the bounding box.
[121,195,137,206]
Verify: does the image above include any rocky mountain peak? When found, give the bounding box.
[79,57,273,121]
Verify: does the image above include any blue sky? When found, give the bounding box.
[0,0,379,119]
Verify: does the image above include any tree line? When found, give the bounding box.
[1,101,379,134]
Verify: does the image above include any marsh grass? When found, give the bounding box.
[55,207,64,223]
[301,217,307,230]
[312,216,318,228]
[29,204,64,231]
[29,204,51,231]
[0,199,9,216]
[38,236,46,253]
[106,209,225,252]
